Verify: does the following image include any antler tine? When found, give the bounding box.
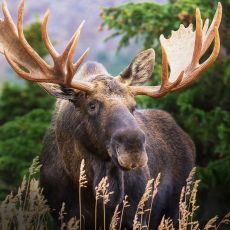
[199,27,220,72]
[190,8,202,70]
[41,13,87,65]
[65,28,81,84]
[161,45,169,87]
[201,2,222,56]
[41,9,59,59]
[2,1,17,34]
[61,21,85,62]
[41,9,69,79]
[65,21,90,85]
[202,18,209,35]
[72,48,90,75]
[17,0,49,70]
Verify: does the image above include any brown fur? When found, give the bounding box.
[40,51,195,229]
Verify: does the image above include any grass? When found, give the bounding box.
[0,158,229,230]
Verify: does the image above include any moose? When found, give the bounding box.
[0,0,222,229]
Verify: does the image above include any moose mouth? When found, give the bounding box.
[111,144,148,170]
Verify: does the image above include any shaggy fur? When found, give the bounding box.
[40,50,195,229]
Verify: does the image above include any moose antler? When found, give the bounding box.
[0,0,94,92]
[130,2,222,98]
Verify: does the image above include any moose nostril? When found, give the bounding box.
[129,163,134,169]
[130,163,138,169]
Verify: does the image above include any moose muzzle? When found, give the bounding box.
[111,127,148,170]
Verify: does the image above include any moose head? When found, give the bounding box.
[0,0,222,170]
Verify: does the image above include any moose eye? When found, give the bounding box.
[89,103,96,110]
[87,101,98,114]
[130,105,136,114]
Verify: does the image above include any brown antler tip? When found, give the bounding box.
[195,7,200,15]
[85,47,90,54]
[19,0,25,9]
[18,0,25,25]
[216,2,222,22]
[42,9,51,31]
[2,0,9,17]
[74,47,90,67]
[2,0,6,8]
[67,21,87,67]
[42,10,51,29]
[217,2,222,9]
[195,8,202,23]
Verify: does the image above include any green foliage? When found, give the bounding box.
[101,0,214,52]
[101,0,230,221]
[0,109,52,199]
[0,83,54,124]
[0,21,54,198]
[24,21,49,58]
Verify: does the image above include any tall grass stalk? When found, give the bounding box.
[133,178,154,229]
[119,195,130,230]
[22,156,41,211]
[59,203,67,230]
[103,199,106,230]
[79,159,87,230]
[95,177,114,230]
[110,205,120,230]
[95,198,98,230]
[147,173,161,229]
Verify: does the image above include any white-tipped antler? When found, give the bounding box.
[130,2,222,97]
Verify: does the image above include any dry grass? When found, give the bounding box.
[79,159,87,230]
[59,203,80,230]
[110,204,120,230]
[0,158,229,230]
[0,156,49,229]
[95,176,114,230]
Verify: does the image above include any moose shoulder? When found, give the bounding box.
[0,0,222,229]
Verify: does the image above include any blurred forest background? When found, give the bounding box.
[0,0,229,226]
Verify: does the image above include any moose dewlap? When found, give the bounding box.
[0,0,222,229]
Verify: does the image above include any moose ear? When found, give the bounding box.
[116,48,155,86]
[38,83,79,100]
